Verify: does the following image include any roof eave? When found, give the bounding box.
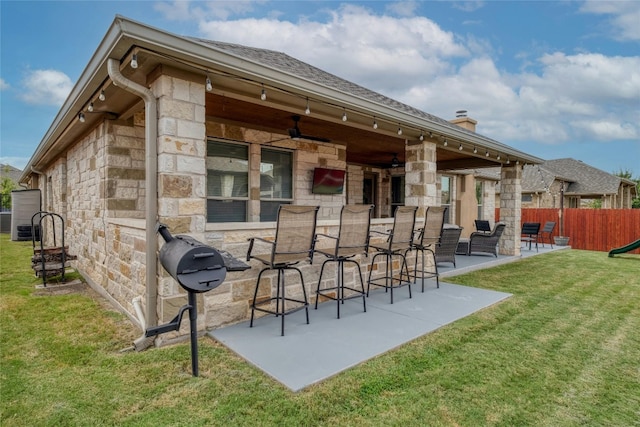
[20,15,543,183]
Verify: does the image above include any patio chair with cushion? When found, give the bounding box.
[435,226,463,267]
[468,222,506,257]
[367,205,417,304]
[474,219,491,234]
[406,206,447,291]
[314,204,373,319]
[247,205,319,336]
[539,221,556,248]
[521,222,541,252]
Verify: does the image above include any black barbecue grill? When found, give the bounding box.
[146,224,249,376]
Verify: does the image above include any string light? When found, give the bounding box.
[87,102,94,112]
[117,49,528,169]
[99,90,106,101]
[497,154,501,160]
[78,112,85,123]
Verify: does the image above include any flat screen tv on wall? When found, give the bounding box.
[312,168,346,194]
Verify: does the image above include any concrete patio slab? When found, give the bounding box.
[208,245,567,392]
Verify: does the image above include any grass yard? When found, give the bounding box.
[1,233,639,426]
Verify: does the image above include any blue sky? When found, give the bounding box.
[1,1,639,177]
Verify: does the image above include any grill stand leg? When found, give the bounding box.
[188,291,199,377]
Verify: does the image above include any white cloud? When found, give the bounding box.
[20,69,72,106]
[0,78,9,90]
[580,0,640,41]
[155,0,264,21]
[385,1,420,17]
[452,1,486,13]
[571,119,637,140]
[198,4,469,94]
[158,3,639,149]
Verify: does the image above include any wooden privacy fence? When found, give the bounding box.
[496,208,640,253]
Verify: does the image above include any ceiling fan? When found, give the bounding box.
[287,115,331,142]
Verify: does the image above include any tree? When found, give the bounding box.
[613,168,640,209]
[0,175,17,210]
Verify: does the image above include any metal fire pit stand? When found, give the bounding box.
[145,224,249,377]
[145,292,201,375]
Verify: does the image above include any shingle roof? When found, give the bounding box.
[521,164,568,192]
[524,158,629,195]
[191,38,514,149]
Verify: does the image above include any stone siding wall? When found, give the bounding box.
[37,69,443,341]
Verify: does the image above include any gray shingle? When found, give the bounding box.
[543,158,623,195]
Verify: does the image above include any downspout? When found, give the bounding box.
[30,167,47,211]
[107,58,158,351]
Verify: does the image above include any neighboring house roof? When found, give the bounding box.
[0,164,22,184]
[515,158,635,196]
[538,158,633,196]
[520,164,571,193]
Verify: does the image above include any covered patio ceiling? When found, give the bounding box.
[206,94,505,171]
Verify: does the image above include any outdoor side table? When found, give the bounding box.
[456,238,470,255]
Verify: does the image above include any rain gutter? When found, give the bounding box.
[107,58,158,351]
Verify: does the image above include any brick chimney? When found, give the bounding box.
[450,110,477,132]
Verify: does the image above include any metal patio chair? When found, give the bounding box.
[406,206,447,291]
[247,205,319,336]
[367,205,417,304]
[521,222,541,252]
[314,204,373,319]
[539,221,556,248]
[474,219,491,234]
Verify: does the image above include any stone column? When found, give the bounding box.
[150,69,207,327]
[151,70,207,236]
[499,164,522,256]
[405,139,438,218]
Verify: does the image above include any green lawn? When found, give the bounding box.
[1,233,639,426]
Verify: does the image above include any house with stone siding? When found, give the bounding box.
[19,16,542,346]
